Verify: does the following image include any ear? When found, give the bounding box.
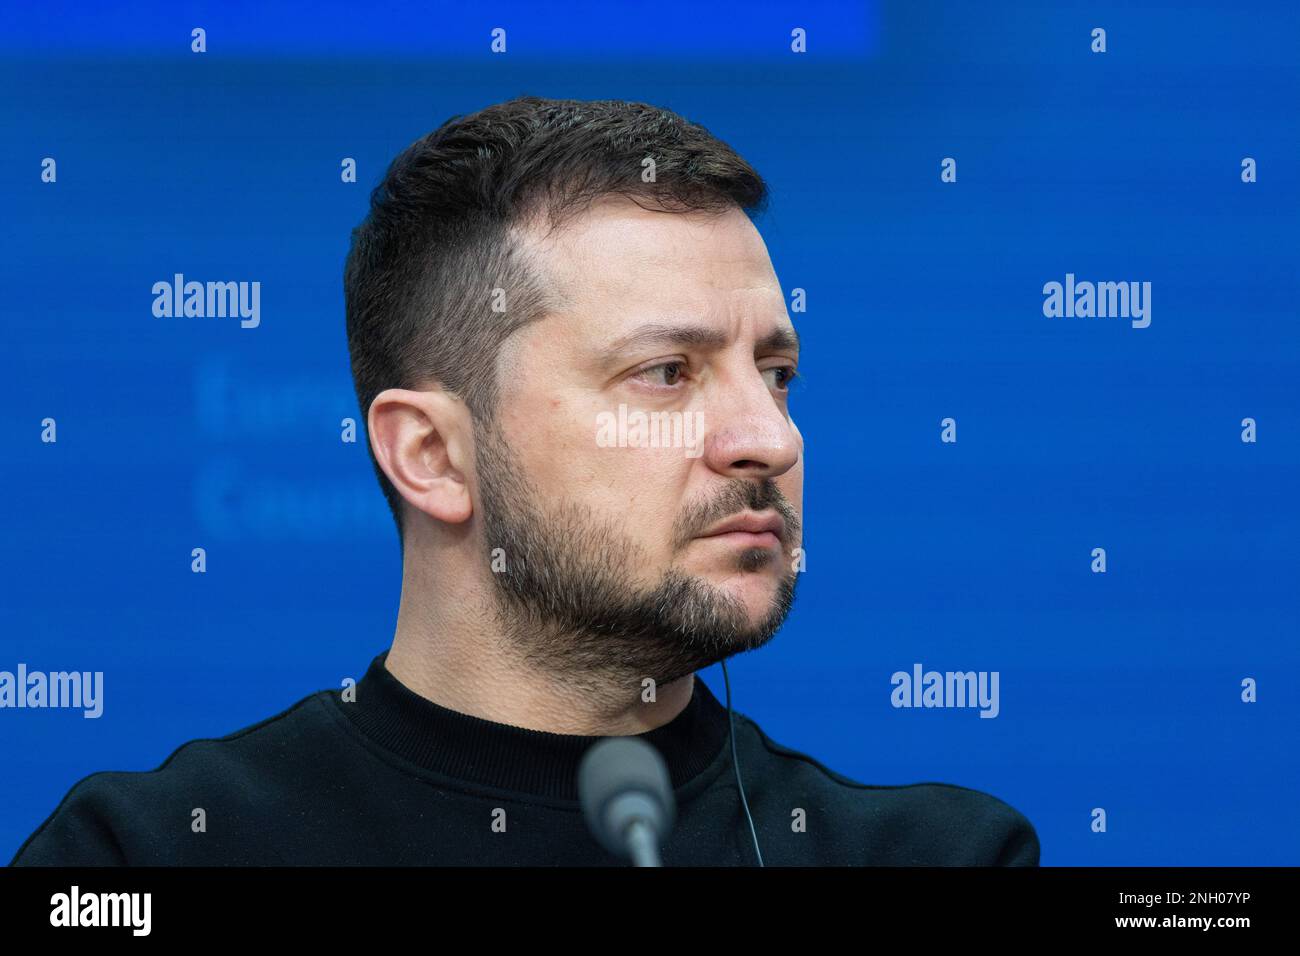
[367,386,473,525]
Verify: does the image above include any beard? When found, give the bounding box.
[473,415,801,693]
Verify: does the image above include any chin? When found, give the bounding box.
[715,572,784,614]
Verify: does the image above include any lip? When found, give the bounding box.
[700,530,782,549]
[696,511,785,544]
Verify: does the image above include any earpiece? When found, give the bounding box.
[719,658,764,866]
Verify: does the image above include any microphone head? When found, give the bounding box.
[578,736,676,860]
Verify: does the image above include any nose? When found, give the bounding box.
[697,365,801,480]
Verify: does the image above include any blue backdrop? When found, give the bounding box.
[2,0,1297,865]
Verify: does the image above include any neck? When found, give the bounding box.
[385,560,695,736]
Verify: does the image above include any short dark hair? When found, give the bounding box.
[343,95,769,547]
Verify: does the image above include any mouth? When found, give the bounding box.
[695,511,785,550]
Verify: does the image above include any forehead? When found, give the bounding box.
[512,196,786,334]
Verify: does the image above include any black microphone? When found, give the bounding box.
[578,736,676,867]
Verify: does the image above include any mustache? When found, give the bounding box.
[671,479,800,552]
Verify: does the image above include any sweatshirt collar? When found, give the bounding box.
[333,650,732,802]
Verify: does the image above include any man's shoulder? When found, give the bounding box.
[735,713,1041,866]
[9,689,338,866]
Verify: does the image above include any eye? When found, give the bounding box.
[632,360,687,387]
[763,365,799,390]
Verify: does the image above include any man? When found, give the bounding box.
[11,96,1038,866]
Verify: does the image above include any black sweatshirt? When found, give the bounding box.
[10,650,1039,866]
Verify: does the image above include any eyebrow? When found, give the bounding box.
[600,322,800,363]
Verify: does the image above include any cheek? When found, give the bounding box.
[781,467,804,539]
[587,436,692,551]
[590,443,690,535]
[516,402,688,525]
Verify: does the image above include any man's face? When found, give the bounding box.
[474,197,803,687]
